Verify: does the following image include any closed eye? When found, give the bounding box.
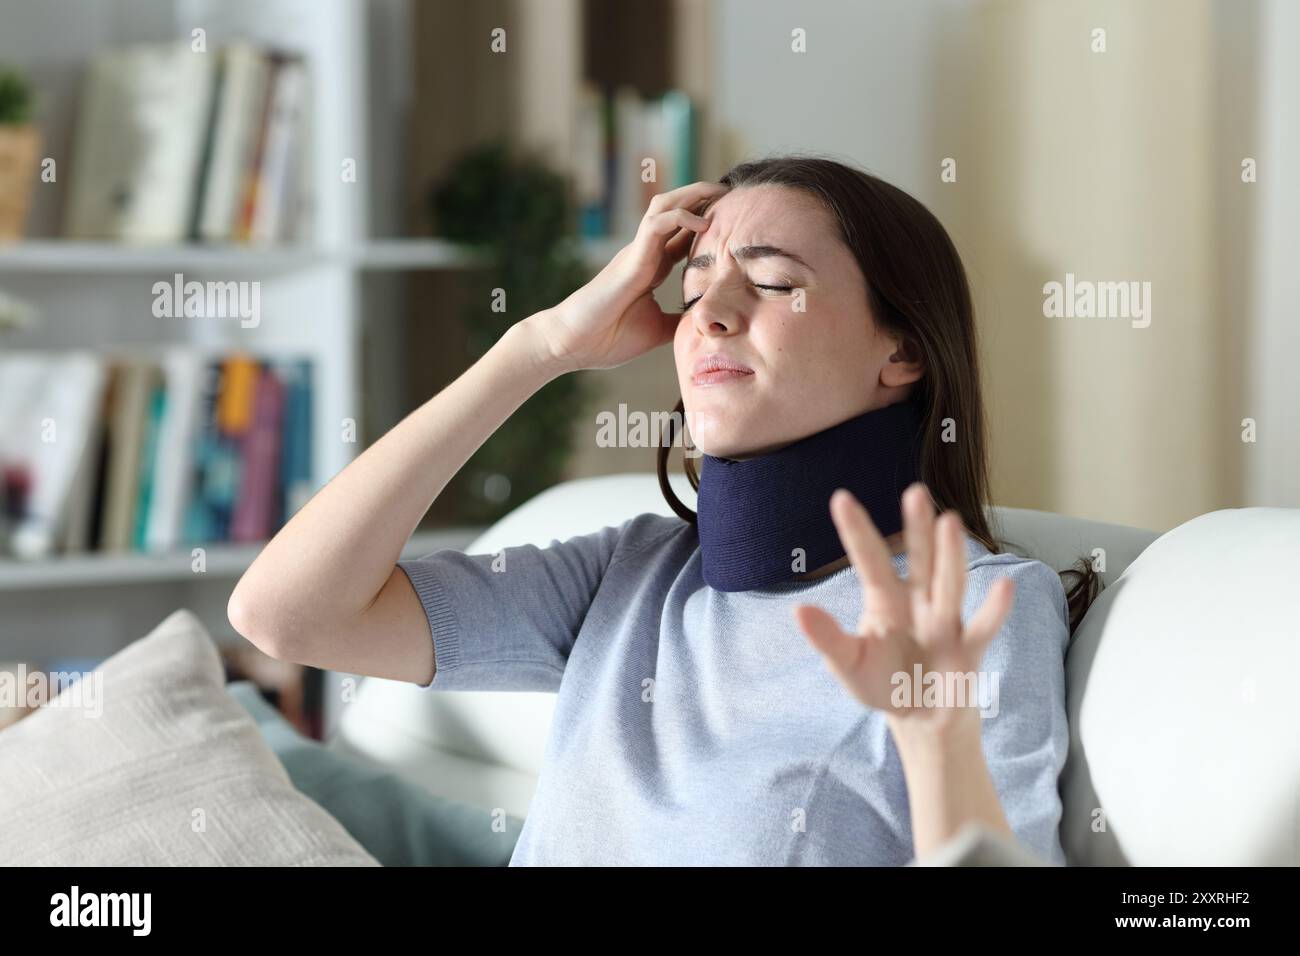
[680,284,796,312]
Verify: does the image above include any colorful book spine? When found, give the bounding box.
[231,365,285,542]
[131,379,167,551]
[183,360,224,546]
[99,361,155,552]
[206,355,258,540]
[234,52,284,242]
[2,349,313,557]
[660,89,695,188]
[277,359,314,522]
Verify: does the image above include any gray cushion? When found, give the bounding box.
[227,680,523,866]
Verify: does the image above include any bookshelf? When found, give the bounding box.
[0,0,712,737]
[0,0,425,737]
[0,528,477,591]
[0,238,625,274]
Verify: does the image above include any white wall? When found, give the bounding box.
[1246,0,1300,507]
[714,0,956,204]
[699,0,1296,529]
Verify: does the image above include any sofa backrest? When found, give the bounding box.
[1058,506,1300,865]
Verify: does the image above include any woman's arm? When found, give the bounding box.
[887,710,1013,857]
[226,315,566,684]
[793,484,1027,860]
[228,179,728,686]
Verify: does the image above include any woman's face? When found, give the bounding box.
[673,183,921,459]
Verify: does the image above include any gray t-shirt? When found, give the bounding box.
[396,512,1071,866]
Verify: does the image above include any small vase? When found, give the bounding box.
[0,124,41,242]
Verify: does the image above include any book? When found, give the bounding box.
[60,390,107,555]
[250,55,308,243]
[207,354,259,541]
[611,85,646,240]
[182,360,225,546]
[276,359,314,522]
[575,83,608,238]
[231,364,285,542]
[0,349,314,559]
[144,350,204,553]
[659,89,696,188]
[63,39,314,246]
[576,87,699,238]
[64,42,218,242]
[99,361,160,551]
[233,53,285,243]
[131,379,167,551]
[0,352,108,560]
[197,43,272,242]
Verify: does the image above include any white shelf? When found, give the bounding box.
[348,239,482,270]
[356,236,625,270]
[0,238,626,274]
[0,527,485,591]
[0,241,324,274]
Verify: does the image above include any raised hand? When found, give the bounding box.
[793,482,1016,733]
[531,180,730,373]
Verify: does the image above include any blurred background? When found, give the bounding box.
[0,0,1295,736]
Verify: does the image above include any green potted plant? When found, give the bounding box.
[429,140,594,525]
[0,65,39,242]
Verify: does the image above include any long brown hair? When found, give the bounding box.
[655,155,1100,637]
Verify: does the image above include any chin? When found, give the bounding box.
[684,382,794,455]
[685,411,767,460]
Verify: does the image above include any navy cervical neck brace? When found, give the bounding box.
[695,398,925,592]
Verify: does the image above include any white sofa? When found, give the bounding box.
[330,473,1300,866]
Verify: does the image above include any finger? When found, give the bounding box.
[665,198,724,280]
[793,603,866,680]
[902,482,936,600]
[962,576,1016,656]
[664,222,697,260]
[634,209,712,288]
[639,206,710,242]
[639,209,710,282]
[930,510,967,633]
[646,180,731,217]
[664,202,720,286]
[650,227,702,287]
[830,488,908,634]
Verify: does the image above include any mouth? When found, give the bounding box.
[692,353,755,387]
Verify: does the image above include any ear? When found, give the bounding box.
[881,335,924,388]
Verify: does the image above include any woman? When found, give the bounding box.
[229,155,1099,866]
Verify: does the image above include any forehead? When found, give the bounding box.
[688,183,837,262]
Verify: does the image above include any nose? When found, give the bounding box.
[689,281,744,338]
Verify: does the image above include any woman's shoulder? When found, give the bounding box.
[963,536,1071,638]
[610,512,696,560]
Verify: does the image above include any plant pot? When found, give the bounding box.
[0,124,41,242]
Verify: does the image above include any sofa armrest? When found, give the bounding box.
[908,823,1054,866]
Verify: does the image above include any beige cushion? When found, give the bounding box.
[0,609,378,866]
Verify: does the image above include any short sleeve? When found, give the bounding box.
[968,558,1071,865]
[396,520,626,694]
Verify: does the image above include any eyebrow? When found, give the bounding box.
[682,244,816,275]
